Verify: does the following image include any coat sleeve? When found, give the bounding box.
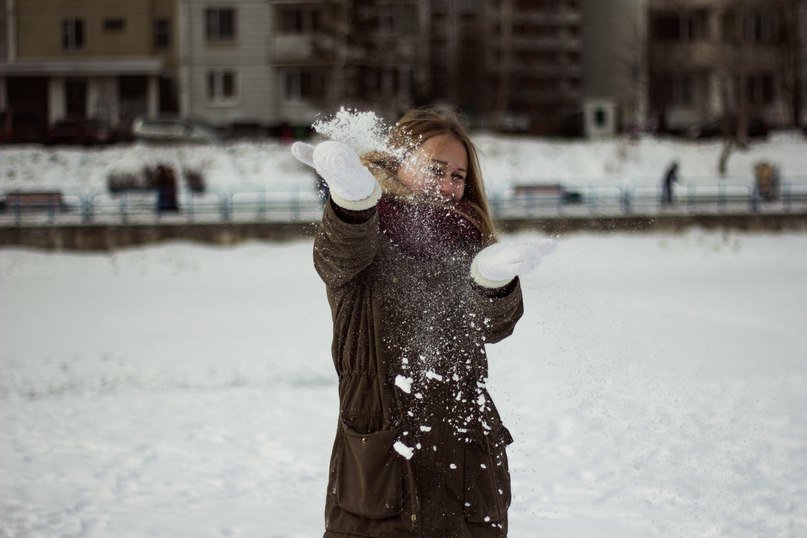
[313,198,380,289]
[471,277,525,344]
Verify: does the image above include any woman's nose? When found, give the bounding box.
[438,175,454,197]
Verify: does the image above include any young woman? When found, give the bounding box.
[292,107,554,537]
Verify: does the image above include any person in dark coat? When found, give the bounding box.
[292,108,555,537]
[155,164,179,213]
[661,161,679,206]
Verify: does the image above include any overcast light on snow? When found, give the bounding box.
[1,132,806,197]
[2,128,806,536]
[2,230,806,537]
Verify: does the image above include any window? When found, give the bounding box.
[277,5,321,34]
[397,5,418,33]
[684,10,709,40]
[206,8,236,41]
[378,11,394,33]
[154,18,172,49]
[284,70,326,101]
[670,76,694,105]
[745,11,777,44]
[103,18,125,32]
[594,108,607,128]
[748,74,775,104]
[652,10,709,42]
[207,71,238,104]
[62,18,86,51]
[459,0,476,14]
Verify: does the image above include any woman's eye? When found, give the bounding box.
[428,165,445,177]
[451,174,465,183]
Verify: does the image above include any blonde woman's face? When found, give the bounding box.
[397,134,468,202]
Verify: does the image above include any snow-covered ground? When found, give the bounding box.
[2,132,806,198]
[2,230,806,537]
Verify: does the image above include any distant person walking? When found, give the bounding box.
[661,161,679,206]
[155,165,179,213]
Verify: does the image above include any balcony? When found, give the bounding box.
[271,34,340,65]
[650,40,780,70]
[512,34,581,51]
[519,9,581,26]
[650,41,722,67]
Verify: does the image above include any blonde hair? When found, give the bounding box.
[365,106,497,243]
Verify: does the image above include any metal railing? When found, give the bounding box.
[2,180,807,226]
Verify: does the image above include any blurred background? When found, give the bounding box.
[1,0,806,233]
[0,0,804,143]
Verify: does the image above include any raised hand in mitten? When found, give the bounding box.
[291,141,382,210]
[471,238,557,288]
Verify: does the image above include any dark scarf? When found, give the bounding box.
[377,196,484,259]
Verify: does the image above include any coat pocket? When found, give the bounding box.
[463,434,512,523]
[336,422,403,519]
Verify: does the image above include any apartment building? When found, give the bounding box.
[505,0,584,134]
[341,0,427,120]
[1,0,179,136]
[426,0,490,123]
[424,0,584,134]
[267,0,346,126]
[646,0,803,133]
[180,0,279,126]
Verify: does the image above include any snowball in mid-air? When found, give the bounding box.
[394,441,414,460]
[395,375,413,394]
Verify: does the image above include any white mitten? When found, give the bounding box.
[291,141,382,211]
[290,140,315,168]
[471,238,557,288]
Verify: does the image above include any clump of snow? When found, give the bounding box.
[393,441,414,460]
[425,371,443,382]
[313,107,397,157]
[395,375,413,394]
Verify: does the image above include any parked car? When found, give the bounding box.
[131,116,222,144]
[0,109,49,144]
[47,117,125,146]
[687,116,769,140]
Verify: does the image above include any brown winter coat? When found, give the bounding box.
[314,182,524,537]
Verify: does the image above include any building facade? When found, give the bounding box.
[646,0,804,133]
[341,0,428,120]
[424,0,585,134]
[1,0,179,137]
[179,0,277,126]
[502,0,584,134]
[268,0,343,126]
[3,0,801,139]
[582,0,649,136]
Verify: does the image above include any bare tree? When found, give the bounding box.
[777,0,804,127]
[490,0,513,129]
[320,0,350,107]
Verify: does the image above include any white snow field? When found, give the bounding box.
[2,230,807,537]
[2,132,806,197]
